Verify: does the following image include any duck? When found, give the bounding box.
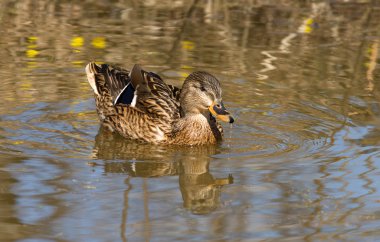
[85,62,234,145]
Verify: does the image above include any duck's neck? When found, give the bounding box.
[171,113,220,145]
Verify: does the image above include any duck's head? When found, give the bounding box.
[180,71,234,123]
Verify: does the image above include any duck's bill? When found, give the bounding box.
[209,101,235,123]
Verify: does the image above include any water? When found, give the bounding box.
[0,0,380,241]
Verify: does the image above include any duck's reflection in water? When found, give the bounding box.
[179,158,233,214]
[92,126,233,214]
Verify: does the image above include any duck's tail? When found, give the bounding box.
[85,62,102,96]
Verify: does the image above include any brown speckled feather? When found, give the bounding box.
[128,64,181,133]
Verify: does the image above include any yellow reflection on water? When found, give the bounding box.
[26,36,39,57]
[299,18,315,34]
[70,37,84,48]
[26,49,39,58]
[91,37,106,49]
[27,36,38,48]
[26,61,38,68]
[181,40,195,50]
[71,60,84,66]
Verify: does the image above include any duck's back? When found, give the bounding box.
[85,62,181,142]
[128,64,181,123]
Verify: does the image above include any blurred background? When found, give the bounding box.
[0,0,379,241]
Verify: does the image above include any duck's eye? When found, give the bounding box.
[215,104,221,109]
[200,86,206,92]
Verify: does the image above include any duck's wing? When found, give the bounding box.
[167,84,181,102]
[127,64,180,121]
[99,64,180,118]
[100,65,134,105]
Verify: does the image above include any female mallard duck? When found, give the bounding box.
[85,62,234,145]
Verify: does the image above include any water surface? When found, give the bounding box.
[1,0,380,241]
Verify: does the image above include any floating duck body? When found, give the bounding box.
[85,63,234,145]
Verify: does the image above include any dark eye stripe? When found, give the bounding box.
[213,104,229,115]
